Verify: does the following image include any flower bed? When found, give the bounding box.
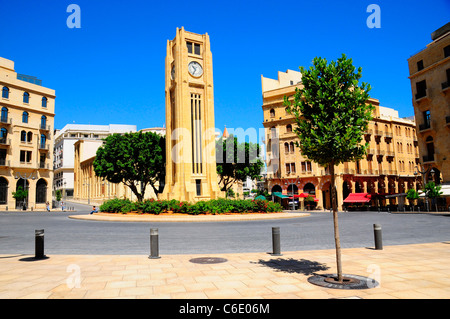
[99,198,283,215]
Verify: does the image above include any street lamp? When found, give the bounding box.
[415,164,430,212]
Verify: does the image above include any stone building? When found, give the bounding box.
[262,69,419,210]
[0,57,55,210]
[407,22,450,207]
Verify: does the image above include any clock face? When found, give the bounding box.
[188,61,203,77]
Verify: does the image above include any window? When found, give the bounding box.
[1,107,7,122]
[301,161,312,172]
[20,150,32,163]
[444,45,450,58]
[270,109,275,118]
[41,115,47,129]
[195,179,201,196]
[2,86,9,99]
[286,124,292,133]
[0,128,7,142]
[41,97,48,108]
[423,110,431,129]
[415,80,427,99]
[35,179,47,204]
[0,177,7,204]
[23,92,30,103]
[27,131,32,142]
[40,134,46,147]
[21,131,27,142]
[417,60,424,71]
[187,41,201,55]
[22,111,28,123]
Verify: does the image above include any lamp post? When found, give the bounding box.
[415,164,430,212]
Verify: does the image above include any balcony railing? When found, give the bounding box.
[423,155,435,163]
[415,90,427,100]
[40,124,50,131]
[39,162,49,169]
[39,143,49,150]
[419,121,431,131]
[0,138,10,145]
[442,81,449,91]
[0,158,10,166]
[0,117,11,125]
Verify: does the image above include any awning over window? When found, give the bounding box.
[344,193,372,203]
[273,192,290,199]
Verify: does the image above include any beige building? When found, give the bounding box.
[0,57,55,210]
[73,129,161,205]
[407,22,450,207]
[262,70,419,210]
[162,27,222,201]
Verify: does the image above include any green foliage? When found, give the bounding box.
[424,182,442,199]
[284,54,374,167]
[55,190,62,202]
[216,135,264,194]
[93,131,165,202]
[99,198,283,215]
[406,188,419,200]
[12,186,28,201]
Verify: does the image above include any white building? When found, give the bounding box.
[53,124,137,199]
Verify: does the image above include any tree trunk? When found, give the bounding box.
[330,162,343,282]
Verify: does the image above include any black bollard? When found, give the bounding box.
[149,228,161,259]
[373,224,383,250]
[271,227,282,256]
[35,229,46,259]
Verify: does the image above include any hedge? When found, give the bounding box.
[99,198,283,215]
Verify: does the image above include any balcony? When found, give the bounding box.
[423,155,435,163]
[0,138,10,146]
[0,158,10,167]
[415,90,428,101]
[442,81,450,93]
[39,162,49,170]
[419,120,432,132]
[39,143,49,151]
[39,124,51,131]
[385,150,395,157]
[0,117,12,125]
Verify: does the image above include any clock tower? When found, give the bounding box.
[162,27,222,201]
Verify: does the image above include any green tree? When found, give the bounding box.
[55,189,62,202]
[406,188,419,211]
[424,182,443,212]
[284,54,374,282]
[216,135,264,196]
[93,131,166,202]
[12,186,28,201]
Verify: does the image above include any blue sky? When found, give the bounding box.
[1,0,449,138]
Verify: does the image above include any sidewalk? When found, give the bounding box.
[1,242,449,299]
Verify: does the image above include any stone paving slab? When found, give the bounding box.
[0,242,449,299]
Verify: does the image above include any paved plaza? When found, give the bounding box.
[0,242,449,299]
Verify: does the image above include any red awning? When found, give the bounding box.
[343,193,372,203]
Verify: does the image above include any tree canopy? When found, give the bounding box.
[216,135,264,195]
[93,131,165,202]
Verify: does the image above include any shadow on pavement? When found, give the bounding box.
[253,258,329,276]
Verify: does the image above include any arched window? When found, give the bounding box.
[303,182,315,195]
[271,185,282,194]
[23,92,30,103]
[284,142,289,153]
[36,179,47,204]
[2,86,9,99]
[41,115,47,129]
[27,131,32,142]
[286,124,292,133]
[1,107,7,122]
[290,142,295,153]
[0,177,7,204]
[41,97,48,108]
[21,130,27,142]
[22,111,28,123]
[269,109,275,118]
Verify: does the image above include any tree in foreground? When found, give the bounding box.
[216,134,264,196]
[93,131,165,202]
[284,54,374,282]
